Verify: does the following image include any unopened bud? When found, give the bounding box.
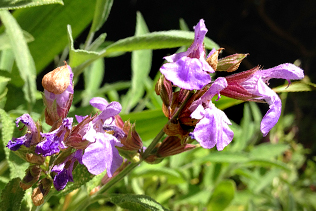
[155,75,173,107]
[217,53,248,72]
[119,121,143,151]
[20,165,41,190]
[42,63,70,94]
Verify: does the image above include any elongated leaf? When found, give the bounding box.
[0,10,37,104]
[242,159,290,171]
[90,0,113,33]
[249,143,290,159]
[6,0,96,74]
[68,25,105,69]
[214,95,243,110]
[273,80,316,92]
[105,194,170,211]
[0,0,63,10]
[121,12,152,113]
[0,178,25,211]
[207,180,236,211]
[81,58,104,106]
[193,151,250,165]
[0,30,34,50]
[0,108,29,179]
[102,30,219,56]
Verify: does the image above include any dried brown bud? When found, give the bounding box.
[206,48,224,70]
[20,165,42,190]
[42,63,70,94]
[32,178,52,206]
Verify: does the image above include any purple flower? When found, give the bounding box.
[36,118,73,156]
[81,97,123,177]
[190,77,234,150]
[160,19,214,90]
[222,63,304,136]
[52,150,83,191]
[7,114,39,151]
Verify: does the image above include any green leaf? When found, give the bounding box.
[179,18,189,31]
[0,108,28,179]
[121,12,152,113]
[207,180,236,211]
[7,0,96,74]
[242,159,290,171]
[81,58,104,106]
[105,194,170,211]
[193,151,250,164]
[0,30,34,50]
[68,25,105,69]
[214,95,243,110]
[273,80,316,92]
[0,178,25,211]
[102,30,219,56]
[0,10,37,104]
[89,0,113,33]
[58,164,94,196]
[249,143,290,159]
[133,165,186,184]
[120,109,167,141]
[0,0,63,10]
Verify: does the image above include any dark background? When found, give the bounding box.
[79,0,316,154]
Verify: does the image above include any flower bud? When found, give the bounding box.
[155,75,173,107]
[217,53,248,72]
[31,178,52,206]
[119,120,143,151]
[42,63,70,94]
[42,62,74,125]
[20,165,41,190]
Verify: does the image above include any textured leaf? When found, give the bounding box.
[0,108,29,179]
[102,30,219,56]
[0,10,37,104]
[0,30,34,50]
[105,194,170,211]
[89,0,113,33]
[6,0,96,74]
[0,0,63,10]
[0,178,25,211]
[68,25,105,69]
[193,151,250,164]
[207,180,236,211]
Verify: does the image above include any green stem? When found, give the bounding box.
[73,91,194,211]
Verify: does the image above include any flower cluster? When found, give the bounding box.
[155,19,304,154]
[6,18,304,206]
[6,63,143,205]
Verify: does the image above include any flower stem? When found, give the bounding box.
[73,91,195,210]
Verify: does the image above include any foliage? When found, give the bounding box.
[0,0,315,210]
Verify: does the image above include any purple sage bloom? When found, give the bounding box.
[241,63,304,136]
[52,150,83,191]
[222,63,304,136]
[190,77,234,150]
[81,97,123,177]
[7,114,39,151]
[160,19,214,90]
[36,118,73,156]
